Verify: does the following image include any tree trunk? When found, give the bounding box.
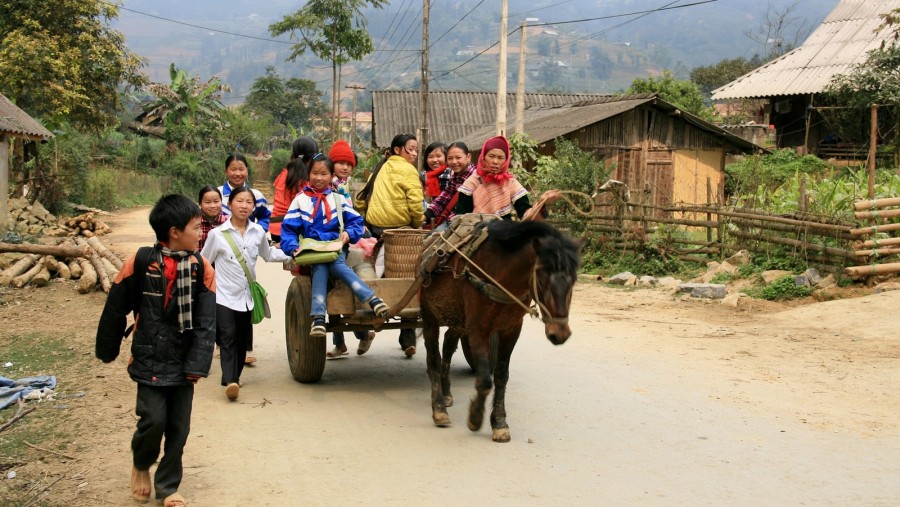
[12,256,50,288]
[87,236,123,269]
[68,259,83,279]
[76,257,97,294]
[0,242,89,258]
[56,261,71,280]
[0,254,40,286]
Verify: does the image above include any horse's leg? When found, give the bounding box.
[490,323,522,443]
[467,329,493,432]
[422,317,450,426]
[440,328,462,407]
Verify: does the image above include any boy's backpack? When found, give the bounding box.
[124,247,204,336]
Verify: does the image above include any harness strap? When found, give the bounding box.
[461,268,529,305]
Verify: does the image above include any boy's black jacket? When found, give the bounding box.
[95,246,216,386]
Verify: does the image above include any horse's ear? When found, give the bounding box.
[571,237,585,252]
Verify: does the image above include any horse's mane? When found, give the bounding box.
[482,220,580,274]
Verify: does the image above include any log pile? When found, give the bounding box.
[846,196,900,277]
[61,212,112,238]
[0,237,122,294]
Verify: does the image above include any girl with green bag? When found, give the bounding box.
[201,187,291,401]
[280,154,390,343]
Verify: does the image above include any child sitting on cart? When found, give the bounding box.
[280,153,390,339]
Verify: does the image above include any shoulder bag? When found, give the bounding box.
[293,194,346,266]
[223,230,270,324]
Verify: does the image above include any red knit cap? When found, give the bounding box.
[328,140,356,166]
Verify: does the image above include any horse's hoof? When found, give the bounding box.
[432,412,451,427]
[443,395,454,407]
[492,428,511,443]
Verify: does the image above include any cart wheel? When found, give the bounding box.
[460,332,498,372]
[285,276,325,383]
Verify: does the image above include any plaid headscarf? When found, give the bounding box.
[158,243,194,332]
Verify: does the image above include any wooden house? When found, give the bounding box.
[712,0,900,160]
[0,93,54,231]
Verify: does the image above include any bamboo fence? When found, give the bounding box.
[551,189,900,277]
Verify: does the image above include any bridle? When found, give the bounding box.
[438,233,568,325]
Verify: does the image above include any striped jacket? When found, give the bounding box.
[279,185,365,256]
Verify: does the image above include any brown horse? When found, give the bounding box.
[420,219,580,442]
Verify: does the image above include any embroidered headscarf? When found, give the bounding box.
[476,135,513,185]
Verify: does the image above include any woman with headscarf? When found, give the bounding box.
[455,135,560,219]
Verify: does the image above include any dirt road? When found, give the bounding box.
[22,207,900,505]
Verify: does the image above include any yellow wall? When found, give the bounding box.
[673,149,724,205]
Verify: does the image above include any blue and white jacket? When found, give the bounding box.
[280,185,365,256]
[218,182,272,232]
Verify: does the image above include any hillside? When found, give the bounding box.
[113,0,839,105]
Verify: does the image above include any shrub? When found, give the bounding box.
[157,151,221,197]
[85,166,119,210]
[743,275,811,300]
[725,149,829,201]
[268,149,291,183]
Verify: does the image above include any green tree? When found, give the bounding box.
[144,64,231,150]
[270,0,387,140]
[824,44,900,166]
[245,68,328,133]
[689,56,761,96]
[588,47,613,81]
[626,71,714,121]
[0,0,145,131]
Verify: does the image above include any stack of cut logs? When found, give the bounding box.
[0,236,122,294]
[62,212,112,238]
[846,196,900,277]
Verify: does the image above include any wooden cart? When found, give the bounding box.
[284,274,421,383]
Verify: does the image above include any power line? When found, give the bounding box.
[428,0,487,49]
[530,0,718,28]
[509,0,576,17]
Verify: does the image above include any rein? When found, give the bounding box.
[436,234,566,325]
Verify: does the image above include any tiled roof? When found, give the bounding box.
[712,0,900,99]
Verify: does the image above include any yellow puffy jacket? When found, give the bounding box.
[355,155,425,229]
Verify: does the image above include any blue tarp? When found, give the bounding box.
[0,375,57,410]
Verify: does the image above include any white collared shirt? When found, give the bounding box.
[200,218,290,312]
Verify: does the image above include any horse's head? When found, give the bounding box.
[532,233,581,345]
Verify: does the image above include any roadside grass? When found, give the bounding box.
[0,333,92,505]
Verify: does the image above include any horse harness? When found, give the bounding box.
[419,216,567,325]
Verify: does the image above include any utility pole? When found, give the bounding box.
[346,84,365,147]
[418,0,430,173]
[495,0,508,136]
[515,20,527,135]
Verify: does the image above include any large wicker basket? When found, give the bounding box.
[382,228,428,278]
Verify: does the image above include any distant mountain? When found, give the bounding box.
[113,0,840,105]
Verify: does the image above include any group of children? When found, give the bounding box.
[94,132,557,505]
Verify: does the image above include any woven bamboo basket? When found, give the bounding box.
[382,228,428,278]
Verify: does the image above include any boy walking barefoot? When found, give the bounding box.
[96,195,217,506]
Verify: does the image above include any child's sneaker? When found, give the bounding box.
[310,316,326,338]
[368,297,389,318]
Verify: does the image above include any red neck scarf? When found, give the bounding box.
[303,185,333,222]
[476,135,513,185]
[425,164,447,197]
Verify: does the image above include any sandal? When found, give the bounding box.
[131,466,151,502]
[368,298,389,318]
[326,345,348,359]
[357,331,376,355]
[163,492,186,507]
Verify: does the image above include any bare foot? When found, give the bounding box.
[163,492,186,506]
[131,466,151,502]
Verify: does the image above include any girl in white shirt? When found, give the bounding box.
[201,187,290,401]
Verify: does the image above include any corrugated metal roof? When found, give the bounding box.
[372,90,614,147]
[463,95,764,154]
[0,93,53,140]
[712,0,900,100]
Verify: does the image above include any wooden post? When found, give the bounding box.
[417,0,430,173]
[515,20,527,135]
[0,135,8,233]
[705,177,712,254]
[868,104,878,199]
[495,0,508,136]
